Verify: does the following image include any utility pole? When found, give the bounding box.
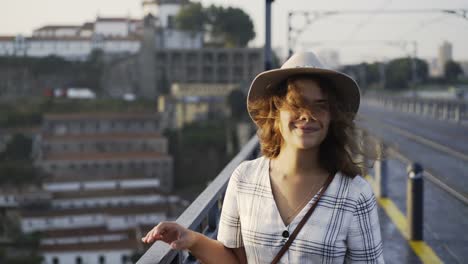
[265,0,274,70]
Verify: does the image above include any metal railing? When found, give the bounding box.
[137,136,259,264]
[137,125,458,262]
[364,95,467,123]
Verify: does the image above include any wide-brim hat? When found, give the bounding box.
[247,51,360,122]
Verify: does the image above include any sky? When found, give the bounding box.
[1,0,467,64]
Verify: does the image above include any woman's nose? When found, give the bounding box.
[299,111,317,122]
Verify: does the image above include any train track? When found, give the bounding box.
[359,115,468,206]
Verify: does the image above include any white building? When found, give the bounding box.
[0,0,203,60]
[18,113,186,264]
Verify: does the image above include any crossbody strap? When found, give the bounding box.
[271,173,335,264]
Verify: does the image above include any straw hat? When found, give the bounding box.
[247,51,360,121]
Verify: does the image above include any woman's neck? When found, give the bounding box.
[272,144,326,183]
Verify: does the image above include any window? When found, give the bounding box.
[99,255,106,264]
[52,257,59,264]
[167,15,174,29]
[121,255,128,264]
[75,256,82,264]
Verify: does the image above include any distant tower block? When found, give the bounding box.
[438,41,453,73]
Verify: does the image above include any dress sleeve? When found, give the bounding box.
[217,163,244,248]
[345,179,385,263]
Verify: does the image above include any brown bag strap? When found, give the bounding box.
[271,173,335,264]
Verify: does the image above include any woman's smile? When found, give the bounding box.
[292,121,321,134]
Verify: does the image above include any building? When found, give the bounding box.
[439,41,453,67]
[155,48,263,85]
[20,113,184,264]
[168,83,239,128]
[0,0,202,60]
[435,41,453,76]
[0,20,142,60]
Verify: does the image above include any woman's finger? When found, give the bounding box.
[142,222,167,242]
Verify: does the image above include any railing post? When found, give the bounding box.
[374,143,388,198]
[442,103,449,120]
[406,163,424,241]
[357,129,368,178]
[207,205,219,232]
[454,104,461,123]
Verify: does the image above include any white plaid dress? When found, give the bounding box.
[217,156,384,264]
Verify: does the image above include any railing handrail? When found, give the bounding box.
[363,94,467,105]
[137,136,259,264]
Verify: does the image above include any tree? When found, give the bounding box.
[207,6,255,47]
[444,60,463,81]
[79,49,105,92]
[158,69,170,95]
[385,57,428,90]
[227,89,247,121]
[0,133,32,162]
[175,2,206,34]
[174,3,256,48]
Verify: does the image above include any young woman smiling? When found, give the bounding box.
[142,52,384,264]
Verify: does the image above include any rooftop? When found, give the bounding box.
[96,17,141,22]
[42,132,163,141]
[51,187,163,199]
[45,174,159,183]
[43,112,158,121]
[42,151,171,161]
[35,25,80,31]
[39,239,141,252]
[42,225,133,238]
[21,203,172,217]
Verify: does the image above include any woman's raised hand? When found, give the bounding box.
[141,221,197,250]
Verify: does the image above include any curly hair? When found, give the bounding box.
[247,74,369,178]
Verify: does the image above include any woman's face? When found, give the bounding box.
[277,78,331,151]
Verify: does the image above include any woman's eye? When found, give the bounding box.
[310,103,329,112]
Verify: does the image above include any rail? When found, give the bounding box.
[137,136,260,264]
[364,95,467,123]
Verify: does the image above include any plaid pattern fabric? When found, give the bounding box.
[217,156,384,263]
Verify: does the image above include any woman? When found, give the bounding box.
[142,52,384,263]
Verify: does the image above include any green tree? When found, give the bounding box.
[175,2,206,34]
[385,57,428,90]
[74,49,105,93]
[207,6,255,47]
[444,60,463,81]
[174,3,256,47]
[227,89,247,121]
[158,69,170,95]
[0,133,32,161]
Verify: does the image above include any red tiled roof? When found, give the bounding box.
[43,226,133,238]
[0,127,40,134]
[27,36,90,41]
[45,174,157,183]
[21,203,170,217]
[39,239,140,252]
[35,25,80,31]
[43,112,158,121]
[26,35,141,41]
[0,36,15,41]
[42,151,171,161]
[96,17,140,22]
[42,132,163,141]
[51,187,163,199]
